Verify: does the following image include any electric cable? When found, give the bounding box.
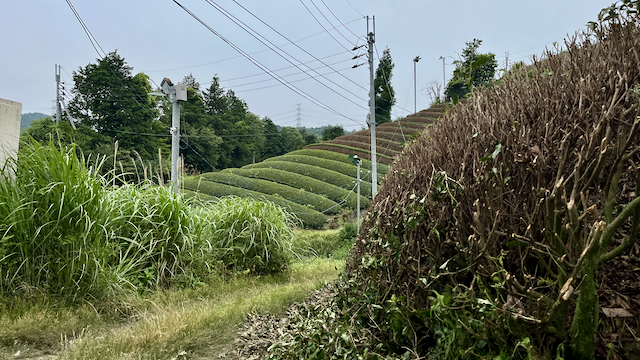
[298,0,353,52]
[172,0,364,127]
[232,1,368,92]
[308,0,357,47]
[203,0,368,110]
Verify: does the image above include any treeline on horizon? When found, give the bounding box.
[21,51,350,182]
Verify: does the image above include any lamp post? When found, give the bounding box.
[150,78,187,194]
[413,56,421,114]
[438,56,446,101]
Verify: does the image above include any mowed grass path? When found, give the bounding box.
[0,258,344,360]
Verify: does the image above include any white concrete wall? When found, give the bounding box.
[0,98,22,168]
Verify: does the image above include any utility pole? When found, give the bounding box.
[159,78,187,194]
[367,15,377,197]
[438,56,446,101]
[296,103,302,128]
[505,52,510,74]
[354,155,361,232]
[55,64,62,124]
[413,56,421,114]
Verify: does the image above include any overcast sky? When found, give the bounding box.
[1,0,613,131]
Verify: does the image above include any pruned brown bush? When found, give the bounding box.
[345,11,640,360]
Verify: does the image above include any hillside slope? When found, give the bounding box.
[183,107,445,228]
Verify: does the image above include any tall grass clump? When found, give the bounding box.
[209,197,296,274]
[102,184,211,291]
[0,140,299,301]
[0,140,109,299]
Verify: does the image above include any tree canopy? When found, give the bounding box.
[22,52,320,179]
[373,47,396,126]
[444,39,497,101]
[322,125,344,141]
[68,51,167,159]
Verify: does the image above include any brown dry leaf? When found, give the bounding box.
[601,307,633,318]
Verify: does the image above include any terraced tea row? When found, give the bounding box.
[183,107,444,228]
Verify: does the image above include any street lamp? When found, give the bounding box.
[438,56,446,101]
[413,56,421,114]
[150,77,187,194]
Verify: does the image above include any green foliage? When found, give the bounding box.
[68,51,167,160]
[292,223,357,260]
[202,171,340,214]
[243,160,372,198]
[225,167,369,210]
[174,87,222,173]
[0,140,298,300]
[288,149,389,175]
[306,142,395,161]
[182,177,326,229]
[265,154,385,184]
[20,112,48,131]
[374,47,396,126]
[199,77,266,169]
[208,197,296,274]
[444,39,497,101]
[321,125,345,141]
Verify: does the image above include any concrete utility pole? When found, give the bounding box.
[55,64,62,124]
[505,52,510,74]
[438,56,446,101]
[354,155,362,232]
[413,56,421,114]
[159,78,187,194]
[367,16,377,197]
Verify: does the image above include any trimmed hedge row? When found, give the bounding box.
[356,130,407,143]
[182,178,326,229]
[327,140,400,157]
[243,160,373,198]
[264,154,385,184]
[287,149,389,174]
[225,167,369,209]
[201,171,340,214]
[303,144,394,165]
[340,135,404,152]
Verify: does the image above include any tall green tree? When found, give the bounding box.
[175,87,222,173]
[322,125,344,141]
[261,117,282,160]
[444,39,498,101]
[68,51,167,159]
[373,47,396,126]
[201,76,265,169]
[278,127,305,154]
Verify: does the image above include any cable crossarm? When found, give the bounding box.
[204,0,368,110]
[172,0,363,127]
[231,0,367,92]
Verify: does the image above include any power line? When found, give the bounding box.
[308,0,357,47]
[172,0,364,127]
[343,0,364,17]
[298,0,353,52]
[320,0,362,40]
[231,1,367,92]
[145,17,362,73]
[203,0,368,111]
